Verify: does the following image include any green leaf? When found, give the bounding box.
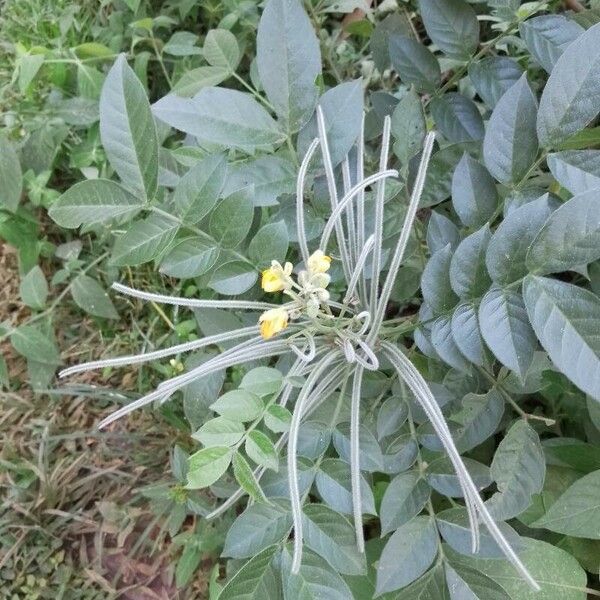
[333,423,384,473]
[388,35,441,94]
[241,367,283,396]
[99,54,158,200]
[175,543,203,588]
[203,29,240,71]
[451,155,497,228]
[245,430,279,471]
[209,260,257,295]
[427,211,459,253]
[232,452,268,503]
[532,469,600,538]
[49,179,143,229]
[18,54,44,92]
[223,500,291,558]
[445,563,511,600]
[281,546,354,600]
[224,156,296,207]
[19,266,48,310]
[174,154,227,223]
[391,90,426,165]
[0,136,22,212]
[519,15,584,74]
[426,456,491,498]
[486,420,545,520]
[298,80,363,168]
[218,546,281,600]
[431,315,472,372]
[264,404,292,433]
[523,275,600,400]
[380,471,431,535]
[375,516,438,595]
[430,93,484,143]
[419,143,465,208]
[153,88,284,151]
[421,245,458,313]
[11,325,60,365]
[527,190,600,274]
[111,213,179,266]
[537,23,600,147]
[419,0,479,60]
[70,274,118,319]
[438,507,521,558]
[449,225,492,299]
[256,0,321,132]
[302,504,367,575]
[451,303,486,366]
[163,31,201,57]
[172,66,230,97]
[210,389,264,422]
[210,188,254,249]
[547,150,600,195]
[315,458,376,515]
[483,74,539,184]
[479,287,537,378]
[192,417,245,447]
[186,446,232,489]
[447,538,588,600]
[468,57,523,108]
[485,194,556,285]
[376,396,408,440]
[248,221,289,268]
[455,390,505,452]
[159,239,219,279]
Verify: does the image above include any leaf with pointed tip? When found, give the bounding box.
[483,75,538,184]
[49,179,143,229]
[218,545,281,600]
[547,150,600,194]
[523,275,600,400]
[454,390,505,452]
[452,155,497,228]
[71,274,118,319]
[527,190,600,274]
[430,94,484,144]
[479,287,537,378]
[431,315,472,372]
[281,546,354,600]
[380,471,431,535]
[427,212,460,253]
[421,245,458,313]
[297,80,363,167]
[174,154,227,223]
[537,23,600,147]
[444,563,511,600]
[520,15,583,74]
[152,88,284,151]
[375,516,438,595]
[426,456,491,498]
[391,89,426,165]
[302,504,367,575]
[485,194,556,285]
[532,470,600,538]
[450,226,492,299]
[223,500,292,558]
[485,420,545,520]
[159,239,219,278]
[451,303,486,366]
[256,0,321,132]
[111,213,179,266]
[99,54,158,200]
[186,446,232,490]
[388,35,441,94]
[0,136,22,212]
[418,0,479,60]
[468,57,523,108]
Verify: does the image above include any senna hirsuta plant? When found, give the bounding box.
[50,0,600,596]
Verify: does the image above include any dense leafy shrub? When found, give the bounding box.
[2,0,600,597]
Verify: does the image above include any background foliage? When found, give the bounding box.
[2,0,600,598]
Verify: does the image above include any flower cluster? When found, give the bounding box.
[258,250,332,339]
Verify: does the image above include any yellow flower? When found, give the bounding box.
[307,250,331,274]
[259,308,289,339]
[261,261,293,293]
